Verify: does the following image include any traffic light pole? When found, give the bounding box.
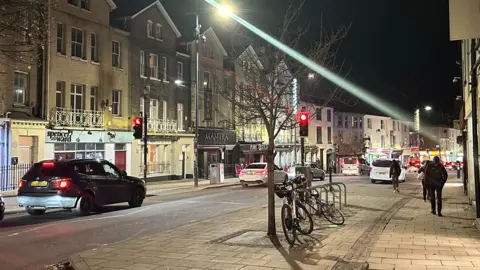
[300,137,305,166]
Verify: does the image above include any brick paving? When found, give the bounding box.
[64,175,479,270]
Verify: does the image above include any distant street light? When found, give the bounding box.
[174,79,182,85]
[425,106,432,111]
[308,73,315,79]
[217,4,233,16]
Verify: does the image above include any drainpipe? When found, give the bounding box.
[44,0,51,120]
[470,39,480,219]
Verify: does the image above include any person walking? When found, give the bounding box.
[418,160,431,201]
[389,159,401,193]
[425,156,448,216]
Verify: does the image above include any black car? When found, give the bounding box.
[17,159,146,216]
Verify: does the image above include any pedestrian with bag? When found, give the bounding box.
[417,160,431,201]
[425,156,448,216]
[389,159,401,193]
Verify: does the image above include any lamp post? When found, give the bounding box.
[414,105,432,151]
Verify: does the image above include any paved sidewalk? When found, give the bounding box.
[1,178,240,216]
[367,178,480,270]
[60,176,453,270]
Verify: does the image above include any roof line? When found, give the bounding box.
[130,0,182,38]
[203,27,227,56]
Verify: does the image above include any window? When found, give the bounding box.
[381,135,385,148]
[90,87,97,111]
[80,0,89,10]
[176,61,183,81]
[397,123,400,131]
[161,56,167,81]
[102,162,119,178]
[150,99,158,119]
[140,50,145,77]
[404,124,407,132]
[56,23,65,55]
[204,71,210,87]
[56,81,65,108]
[327,110,332,122]
[380,119,385,129]
[70,84,84,110]
[392,135,396,147]
[177,103,184,130]
[139,97,144,116]
[367,118,372,129]
[90,33,98,62]
[150,54,158,78]
[316,108,322,121]
[68,0,77,6]
[352,116,358,128]
[316,127,322,144]
[328,127,332,144]
[147,20,153,38]
[359,118,363,129]
[337,114,343,128]
[344,115,349,129]
[112,90,121,116]
[71,27,85,58]
[112,41,121,68]
[392,121,396,131]
[13,72,27,105]
[54,143,104,160]
[155,23,162,40]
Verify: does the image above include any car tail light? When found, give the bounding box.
[42,162,55,168]
[256,170,266,175]
[285,167,290,173]
[52,178,71,189]
[18,179,26,188]
[239,170,246,176]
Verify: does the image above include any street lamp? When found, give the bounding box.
[191,2,234,188]
[425,105,432,111]
[414,105,433,151]
[308,73,315,80]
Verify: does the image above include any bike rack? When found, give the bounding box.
[311,182,347,209]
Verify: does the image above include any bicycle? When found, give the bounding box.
[275,176,314,246]
[300,187,345,225]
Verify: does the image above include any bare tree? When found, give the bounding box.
[0,0,49,66]
[334,133,365,156]
[213,0,355,236]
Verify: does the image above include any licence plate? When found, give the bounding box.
[378,172,386,175]
[248,172,256,175]
[30,181,48,187]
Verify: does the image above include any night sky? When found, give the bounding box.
[160,0,460,124]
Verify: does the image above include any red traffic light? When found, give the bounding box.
[133,117,143,126]
[298,112,308,123]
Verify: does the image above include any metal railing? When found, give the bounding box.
[0,163,32,191]
[311,182,347,209]
[51,108,104,128]
[148,118,179,134]
[140,162,171,176]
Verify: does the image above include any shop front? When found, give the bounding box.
[44,129,133,173]
[198,128,236,178]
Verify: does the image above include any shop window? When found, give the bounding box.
[54,142,105,160]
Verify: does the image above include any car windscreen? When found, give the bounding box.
[22,163,71,179]
[343,158,357,164]
[372,160,393,168]
[245,164,266,169]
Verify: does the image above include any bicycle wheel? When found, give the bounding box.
[296,202,314,235]
[321,202,345,225]
[281,204,296,246]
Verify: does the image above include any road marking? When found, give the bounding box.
[5,206,152,237]
[181,200,246,205]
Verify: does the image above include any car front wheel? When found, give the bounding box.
[129,187,145,208]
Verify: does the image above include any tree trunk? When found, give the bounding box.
[267,137,276,236]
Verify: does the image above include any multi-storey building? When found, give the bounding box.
[44,0,134,172]
[333,111,365,156]
[419,126,462,162]
[302,103,334,169]
[187,27,236,177]
[111,0,193,180]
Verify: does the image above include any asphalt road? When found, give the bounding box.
[0,174,421,269]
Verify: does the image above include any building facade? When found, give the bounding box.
[45,0,134,172]
[111,0,194,180]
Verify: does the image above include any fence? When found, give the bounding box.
[0,163,32,191]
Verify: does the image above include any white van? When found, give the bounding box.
[370,159,406,183]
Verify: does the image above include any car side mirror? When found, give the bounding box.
[121,170,127,176]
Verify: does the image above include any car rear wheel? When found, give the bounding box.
[129,187,145,208]
[26,208,46,216]
[241,183,248,187]
[73,193,94,216]
[371,179,376,183]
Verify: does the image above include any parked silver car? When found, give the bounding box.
[287,163,325,180]
[0,196,4,221]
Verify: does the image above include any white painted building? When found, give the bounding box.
[333,111,365,156]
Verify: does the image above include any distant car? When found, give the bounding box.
[342,157,369,176]
[286,163,325,180]
[239,162,288,187]
[17,159,146,216]
[370,159,406,184]
[0,196,4,221]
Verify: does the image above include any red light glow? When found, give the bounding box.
[300,114,307,121]
[42,162,55,168]
[133,117,142,126]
